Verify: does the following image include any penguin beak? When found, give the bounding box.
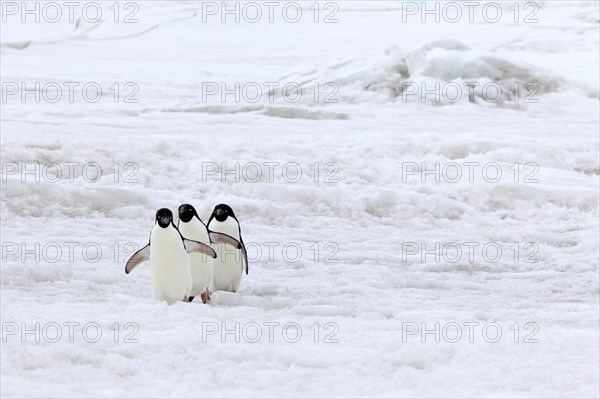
[216,209,224,217]
[160,217,170,226]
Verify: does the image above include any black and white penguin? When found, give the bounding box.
[207,204,248,293]
[178,204,214,303]
[125,208,216,304]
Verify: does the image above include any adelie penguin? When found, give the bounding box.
[125,208,217,304]
[178,204,214,303]
[207,204,248,293]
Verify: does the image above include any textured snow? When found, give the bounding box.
[1,1,599,398]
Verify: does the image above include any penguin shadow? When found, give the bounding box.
[205,285,284,307]
[201,283,294,310]
[205,291,245,307]
[244,282,281,297]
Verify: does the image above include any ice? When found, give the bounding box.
[272,39,584,106]
[1,1,599,398]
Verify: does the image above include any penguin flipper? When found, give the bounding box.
[242,243,248,275]
[210,232,248,274]
[125,244,150,274]
[184,239,217,259]
[209,232,242,249]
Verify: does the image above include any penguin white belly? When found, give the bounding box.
[189,253,213,296]
[179,219,214,297]
[212,243,243,292]
[212,217,240,240]
[149,227,192,304]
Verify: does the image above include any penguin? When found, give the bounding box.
[207,204,248,293]
[177,204,214,303]
[125,208,217,304]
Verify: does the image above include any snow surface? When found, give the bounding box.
[1,1,599,397]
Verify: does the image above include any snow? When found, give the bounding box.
[1,1,599,397]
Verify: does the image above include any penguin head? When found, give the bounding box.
[178,204,198,224]
[155,208,173,228]
[212,203,235,222]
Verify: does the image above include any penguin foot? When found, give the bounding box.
[183,296,190,303]
[188,296,195,303]
[201,290,211,304]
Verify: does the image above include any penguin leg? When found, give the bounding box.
[201,290,210,304]
[183,296,190,303]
